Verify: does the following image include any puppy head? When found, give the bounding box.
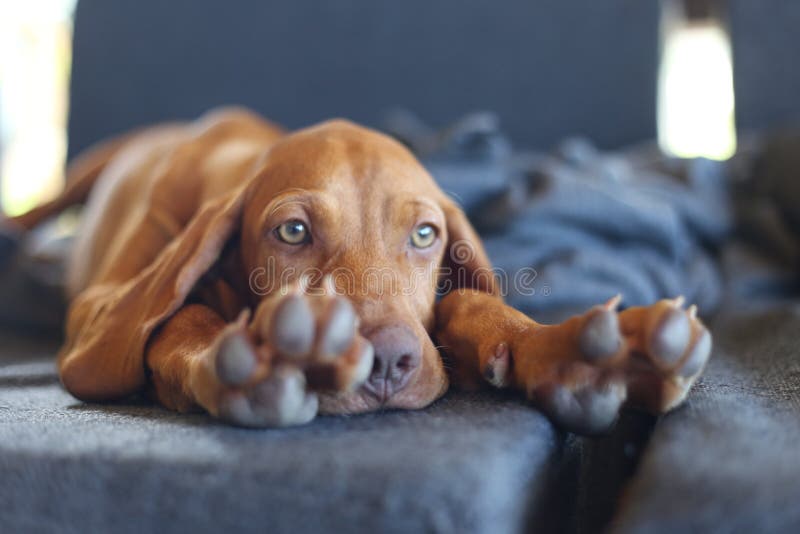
[239,120,493,413]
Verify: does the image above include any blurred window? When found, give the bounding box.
[0,0,76,216]
[658,0,736,160]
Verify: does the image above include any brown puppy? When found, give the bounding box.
[11,108,711,433]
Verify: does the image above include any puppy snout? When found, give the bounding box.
[363,324,421,403]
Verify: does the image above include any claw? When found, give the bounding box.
[604,294,623,310]
[484,342,511,387]
[670,295,686,308]
[687,304,698,319]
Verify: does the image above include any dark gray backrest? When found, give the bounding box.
[68,0,659,157]
[730,0,800,132]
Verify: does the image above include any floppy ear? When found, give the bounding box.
[58,184,250,401]
[439,198,498,296]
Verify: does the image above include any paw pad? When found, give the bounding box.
[579,308,623,363]
[647,305,691,368]
[269,294,315,357]
[215,332,257,386]
[209,289,369,428]
[534,379,626,435]
[317,298,357,357]
[218,365,318,427]
[678,329,711,378]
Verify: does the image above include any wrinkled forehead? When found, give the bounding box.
[249,120,443,202]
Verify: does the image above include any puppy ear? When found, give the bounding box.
[58,183,251,401]
[439,198,497,295]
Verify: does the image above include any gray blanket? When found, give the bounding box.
[0,336,561,534]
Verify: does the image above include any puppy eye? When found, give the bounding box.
[410,224,437,249]
[275,220,310,245]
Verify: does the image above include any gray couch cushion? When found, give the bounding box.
[0,334,562,534]
[611,304,800,533]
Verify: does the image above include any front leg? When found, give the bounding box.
[146,284,373,427]
[435,291,711,434]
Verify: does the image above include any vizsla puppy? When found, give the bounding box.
[11,108,711,433]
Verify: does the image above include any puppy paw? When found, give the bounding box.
[531,373,627,435]
[190,318,318,427]
[624,298,711,413]
[252,288,374,393]
[553,296,710,424]
[526,299,629,434]
[193,286,373,428]
[495,296,628,434]
[215,328,319,427]
[482,295,711,434]
[557,297,710,427]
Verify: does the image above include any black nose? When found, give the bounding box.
[363,324,421,403]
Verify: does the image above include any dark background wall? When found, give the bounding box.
[68,0,659,158]
[730,0,800,133]
[69,0,800,159]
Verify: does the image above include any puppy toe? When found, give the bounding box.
[248,366,318,427]
[647,305,691,369]
[305,337,374,391]
[318,297,357,357]
[270,294,315,358]
[349,338,375,387]
[215,331,258,386]
[218,391,256,426]
[536,384,581,428]
[535,380,626,435]
[678,328,712,378]
[572,381,626,435]
[579,308,623,363]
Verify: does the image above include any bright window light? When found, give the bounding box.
[0,0,76,216]
[658,11,737,161]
